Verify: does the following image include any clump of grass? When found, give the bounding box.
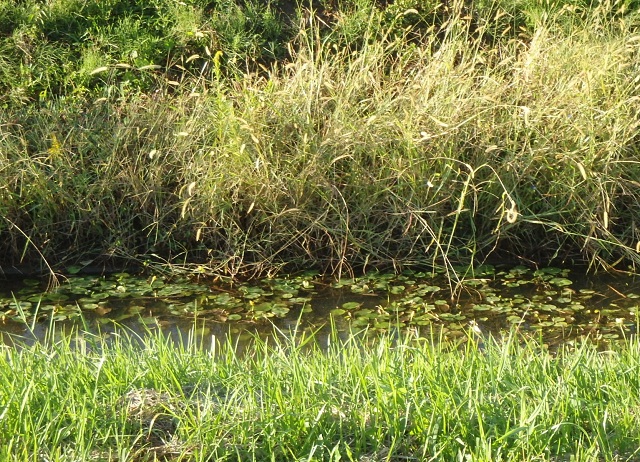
[0,0,639,276]
[1,324,640,461]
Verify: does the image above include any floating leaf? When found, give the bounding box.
[473,304,492,311]
[354,309,374,318]
[252,302,273,312]
[446,313,465,321]
[538,304,557,312]
[271,306,290,317]
[550,278,572,287]
[350,318,370,328]
[601,333,620,339]
[350,284,371,294]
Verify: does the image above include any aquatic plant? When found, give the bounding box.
[2,268,638,346]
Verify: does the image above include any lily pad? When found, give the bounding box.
[252,302,274,312]
[389,285,406,295]
[354,309,374,318]
[549,278,572,287]
[473,304,492,311]
[271,306,290,317]
[534,267,564,276]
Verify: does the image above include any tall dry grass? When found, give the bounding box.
[1,0,639,277]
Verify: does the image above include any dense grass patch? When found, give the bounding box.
[1,326,640,460]
[0,0,639,276]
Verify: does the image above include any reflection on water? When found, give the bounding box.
[1,266,639,349]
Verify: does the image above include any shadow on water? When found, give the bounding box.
[1,265,639,350]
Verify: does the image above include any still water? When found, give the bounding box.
[1,265,639,349]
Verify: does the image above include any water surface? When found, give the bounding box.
[1,266,638,349]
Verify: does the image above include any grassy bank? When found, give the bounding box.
[1,326,640,461]
[1,0,639,277]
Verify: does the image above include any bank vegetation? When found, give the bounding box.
[1,0,639,278]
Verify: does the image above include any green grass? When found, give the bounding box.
[0,0,639,277]
[1,325,640,461]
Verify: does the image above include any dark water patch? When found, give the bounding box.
[1,266,639,349]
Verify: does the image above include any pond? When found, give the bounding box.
[1,265,639,349]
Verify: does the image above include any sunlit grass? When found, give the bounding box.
[1,325,640,461]
[0,0,639,277]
